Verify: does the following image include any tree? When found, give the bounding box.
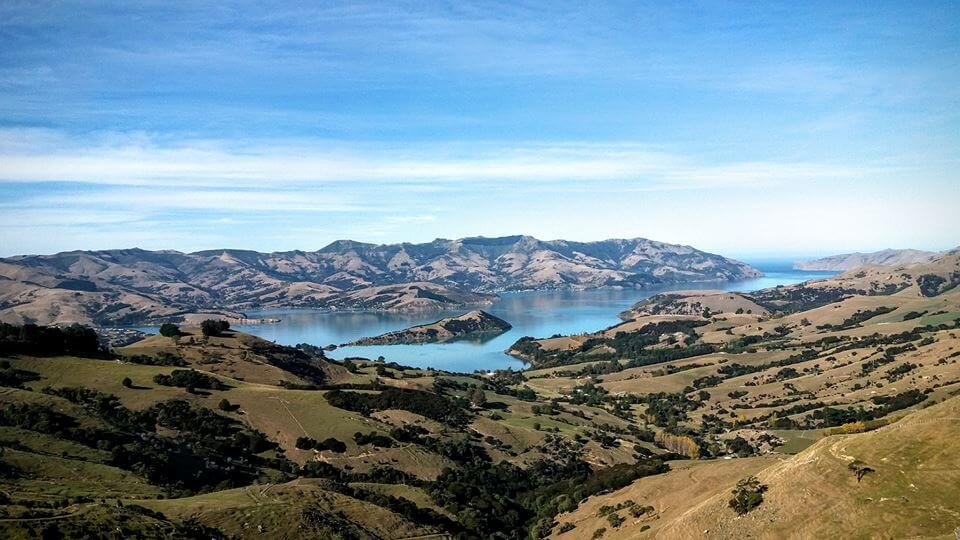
[319,437,347,453]
[200,319,230,337]
[295,436,318,450]
[848,460,875,483]
[468,386,487,407]
[729,476,767,515]
[121,377,133,388]
[159,323,180,337]
[218,399,232,411]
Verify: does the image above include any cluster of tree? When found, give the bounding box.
[294,436,347,453]
[300,461,418,486]
[325,387,470,427]
[465,385,487,406]
[353,431,394,447]
[510,336,543,360]
[884,362,918,382]
[519,321,713,370]
[567,381,608,406]
[153,369,230,391]
[295,463,462,534]
[810,390,928,427]
[818,306,897,331]
[725,334,765,352]
[917,272,960,297]
[700,348,820,387]
[4,387,291,494]
[640,391,703,430]
[654,431,700,458]
[247,341,327,384]
[0,323,102,357]
[159,323,181,337]
[467,375,536,402]
[200,319,230,337]
[747,284,857,314]
[531,401,562,416]
[124,352,188,367]
[0,361,40,388]
[860,343,917,375]
[427,457,669,539]
[831,327,928,355]
[725,436,756,457]
[651,361,713,377]
[389,424,430,444]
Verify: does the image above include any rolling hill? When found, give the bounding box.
[793,248,939,271]
[553,395,960,539]
[2,250,958,538]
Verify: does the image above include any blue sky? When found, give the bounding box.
[0,1,958,258]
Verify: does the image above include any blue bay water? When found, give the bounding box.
[227,264,836,373]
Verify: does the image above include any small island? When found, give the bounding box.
[343,310,512,346]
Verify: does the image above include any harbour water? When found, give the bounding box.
[229,263,836,372]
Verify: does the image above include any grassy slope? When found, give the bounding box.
[558,395,960,539]
[132,478,440,539]
[550,457,778,539]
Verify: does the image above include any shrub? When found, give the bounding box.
[729,476,767,515]
[122,377,133,388]
[558,522,575,534]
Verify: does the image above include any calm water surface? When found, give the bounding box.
[227,264,836,373]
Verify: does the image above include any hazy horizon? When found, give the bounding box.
[1,2,958,257]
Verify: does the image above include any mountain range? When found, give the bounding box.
[0,236,760,326]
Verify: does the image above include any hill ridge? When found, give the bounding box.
[0,235,761,325]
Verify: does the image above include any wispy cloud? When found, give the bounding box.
[0,129,886,190]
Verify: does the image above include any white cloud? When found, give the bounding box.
[0,130,885,190]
